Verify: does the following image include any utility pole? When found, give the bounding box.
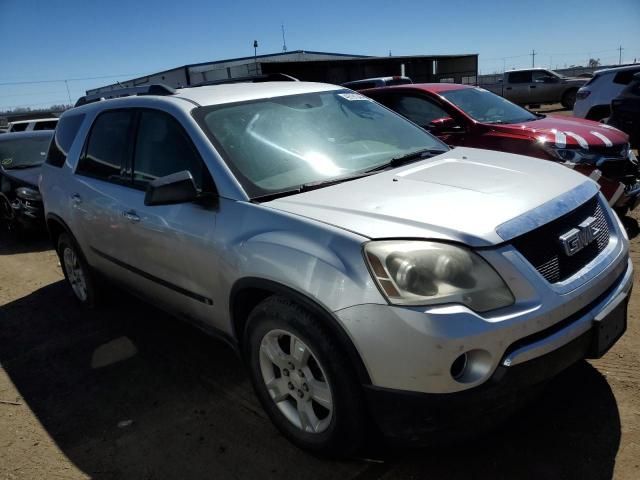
[618,45,623,65]
[253,40,258,73]
[281,25,287,53]
[64,79,72,105]
[531,49,536,68]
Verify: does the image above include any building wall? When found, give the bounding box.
[87,51,366,95]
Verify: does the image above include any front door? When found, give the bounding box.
[116,109,221,326]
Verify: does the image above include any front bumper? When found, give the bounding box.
[363,320,608,442]
[336,196,632,395]
[361,263,631,441]
[9,196,44,229]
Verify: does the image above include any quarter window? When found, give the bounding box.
[132,110,206,189]
[47,114,85,167]
[613,69,640,85]
[77,110,133,181]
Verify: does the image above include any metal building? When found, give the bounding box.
[87,50,478,95]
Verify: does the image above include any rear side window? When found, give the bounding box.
[77,110,133,181]
[46,114,85,167]
[508,71,532,83]
[132,110,207,189]
[613,69,640,85]
[9,123,28,132]
[33,120,58,131]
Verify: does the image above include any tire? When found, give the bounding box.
[245,296,365,457]
[57,232,98,308]
[561,88,578,109]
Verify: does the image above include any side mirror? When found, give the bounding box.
[427,116,459,133]
[144,170,199,206]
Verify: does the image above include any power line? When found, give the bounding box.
[0,73,145,86]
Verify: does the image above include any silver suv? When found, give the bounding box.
[40,80,633,456]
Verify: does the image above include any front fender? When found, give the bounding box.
[236,228,384,312]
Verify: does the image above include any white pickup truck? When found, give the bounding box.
[481,68,587,108]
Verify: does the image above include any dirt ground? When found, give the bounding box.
[1,125,639,478]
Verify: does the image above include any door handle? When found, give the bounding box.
[123,210,140,223]
[71,193,82,205]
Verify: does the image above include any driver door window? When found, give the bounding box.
[133,110,209,190]
[387,95,450,127]
[531,71,555,102]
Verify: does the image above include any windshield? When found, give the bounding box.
[0,134,53,169]
[195,89,448,198]
[441,87,538,124]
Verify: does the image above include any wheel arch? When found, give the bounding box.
[230,277,372,385]
[46,212,73,247]
[586,104,611,121]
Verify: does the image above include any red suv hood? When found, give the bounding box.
[491,114,629,149]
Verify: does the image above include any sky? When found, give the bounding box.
[1,0,639,110]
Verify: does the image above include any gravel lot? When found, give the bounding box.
[1,117,639,479]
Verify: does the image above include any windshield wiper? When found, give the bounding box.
[365,148,448,172]
[2,164,41,170]
[251,171,377,202]
[251,148,448,203]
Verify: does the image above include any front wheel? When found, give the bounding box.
[245,296,365,457]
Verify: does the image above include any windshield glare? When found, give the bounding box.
[441,87,538,124]
[0,135,52,169]
[196,90,447,198]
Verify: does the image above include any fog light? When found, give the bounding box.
[450,353,468,380]
[450,349,492,384]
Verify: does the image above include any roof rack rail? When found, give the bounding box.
[75,83,176,107]
[192,73,299,87]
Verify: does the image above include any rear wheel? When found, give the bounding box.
[561,88,578,109]
[57,233,98,308]
[245,296,365,457]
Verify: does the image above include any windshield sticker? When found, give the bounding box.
[338,93,373,102]
[1,158,12,166]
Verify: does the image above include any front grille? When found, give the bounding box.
[511,196,610,283]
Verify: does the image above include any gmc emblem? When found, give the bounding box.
[559,216,600,256]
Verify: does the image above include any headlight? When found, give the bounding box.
[364,241,514,312]
[15,187,41,202]
[542,145,596,164]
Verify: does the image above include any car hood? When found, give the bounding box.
[0,165,41,187]
[264,147,597,247]
[492,114,629,149]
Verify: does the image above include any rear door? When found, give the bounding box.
[505,71,533,104]
[70,109,136,282]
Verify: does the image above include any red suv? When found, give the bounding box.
[362,83,640,213]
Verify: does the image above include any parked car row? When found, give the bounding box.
[0,74,634,457]
[34,77,636,455]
